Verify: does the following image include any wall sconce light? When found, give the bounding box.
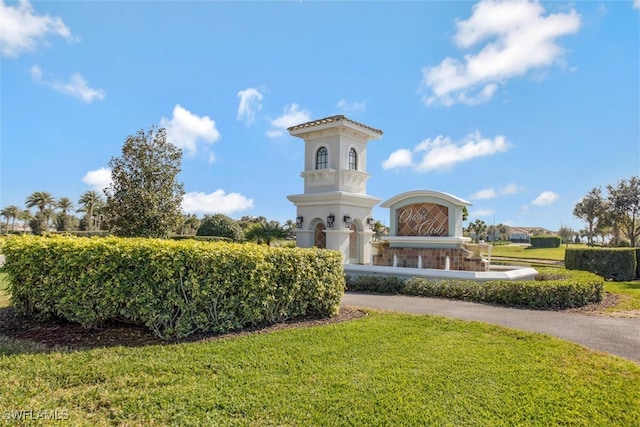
[366,217,375,230]
[327,213,335,229]
[296,216,303,228]
[343,214,352,228]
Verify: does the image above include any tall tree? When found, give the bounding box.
[606,176,640,247]
[573,187,605,245]
[196,214,244,241]
[466,219,487,243]
[496,223,508,242]
[19,210,32,234]
[104,127,185,238]
[25,191,55,213]
[56,197,74,214]
[178,214,200,235]
[78,190,104,231]
[284,219,296,239]
[25,191,54,234]
[558,225,575,247]
[372,220,388,241]
[1,205,20,234]
[55,197,75,231]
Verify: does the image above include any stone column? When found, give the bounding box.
[324,229,353,263]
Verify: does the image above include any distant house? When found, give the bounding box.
[507,227,557,243]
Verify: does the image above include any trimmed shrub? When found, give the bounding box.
[196,214,244,241]
[530,236,561,248]
[565,248,638,281]
[345,275,406,294]
[3,235,344,339]
[170,235,232,242]
[49,230,110,238]
[346,268,604,310]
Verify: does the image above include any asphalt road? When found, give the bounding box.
[342,292,640,364]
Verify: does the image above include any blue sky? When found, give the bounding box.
[1,0,638,231]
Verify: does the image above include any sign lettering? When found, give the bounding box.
[396,203,448,236]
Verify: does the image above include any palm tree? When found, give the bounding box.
[466,219,487,243]
[284,219,296,239]
[372,220,388,241]
[19,210,32,233]
[25,191,55,213]
[245,221,289,246]
[42,207,56,230]
[78,190,104,231]
[1,205,20,234]
[55,197,75,232]
[56,197,74,215]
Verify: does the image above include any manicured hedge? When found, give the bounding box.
[170,235,232,242]
[565,248,638,281]
[44,230,111,237]
[3,235,344,339]
[529,236,561,248]
[345,268,604,310]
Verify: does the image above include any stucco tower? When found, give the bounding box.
[286,115,382,264]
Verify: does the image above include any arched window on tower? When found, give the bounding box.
[316,146,328,169]
[348,148,357,170]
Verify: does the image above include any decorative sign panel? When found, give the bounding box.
[396,203,448,236]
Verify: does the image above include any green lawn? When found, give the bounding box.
[602,280,640,312]
[0,312,638,426]
[1,260,639,424]
[490,244,587,261]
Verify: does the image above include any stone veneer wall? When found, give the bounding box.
[373,246,488,272]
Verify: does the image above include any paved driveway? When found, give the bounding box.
[342,292,640,364]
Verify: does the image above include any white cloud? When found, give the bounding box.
[182,190,254,215]
[501,182,520,195]
[265,129,284,138]
[635,0,640,9]
[532,191,559,206]
[0,0,76,58]
[470,208,494,217]
[82,167,112,192]
[383,132,510,172]
[471,182,521,199]
[382,149,413,170]
[30,65,106,103]
[237,87,264,124]
[160,105,220,155]
[471,188,498,200]
[418,133,509,171]
[336,99,366,114]
[421,0,581,106]
[267,104,311,138]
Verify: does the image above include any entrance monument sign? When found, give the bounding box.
[374,190,489,271]
[287,115,495,272]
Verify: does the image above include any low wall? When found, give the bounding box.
[372,246,488,272]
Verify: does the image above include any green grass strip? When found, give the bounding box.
[1,312,638,426]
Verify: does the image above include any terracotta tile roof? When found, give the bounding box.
[287,115,383,135]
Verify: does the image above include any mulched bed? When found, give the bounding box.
[562,292,622,314]
[0,293,634,352]
[0,306,368,351]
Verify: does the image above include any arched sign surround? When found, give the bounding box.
[376,190,488,271]
[382,190,471,241]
